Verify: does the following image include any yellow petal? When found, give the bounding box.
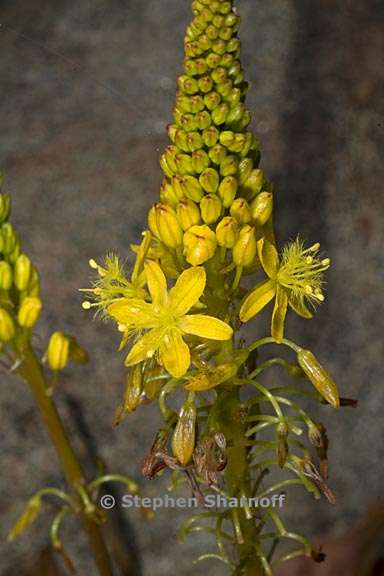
[144,260,168,307]
[239,279,276,322]
[271,287,288,343]
[125,328,164,366]
[169,266,206,316]
[159,328,191,378]
[288,293,313,319]
[257,235,279,279]
[108,299,157,329]
[179,314,233,340]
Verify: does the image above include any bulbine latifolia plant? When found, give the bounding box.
[1,177,138,575]
[82,1,355,574]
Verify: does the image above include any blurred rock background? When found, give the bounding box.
[0,0,383,574]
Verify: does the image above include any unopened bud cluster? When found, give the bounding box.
[0,184,42,344]
[151,0,273,269]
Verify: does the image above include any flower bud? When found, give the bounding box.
[206,52,222,69]
[47,331,70,371]
[175,153,194,175]
[199,168,220,193]
[216,217,239,248]
[218,176,238,207]
[8,239,21,264]
[173,175,204,202]
[217,79,233,98]
[154,204,183,248]
[211,66,228,84]
[14,254,32,292]
[191,150,210,174]
[172,400,197,465]
[196,110,212,130]
[204,91,221,111]
[0,308,15,342]
[123,365,144,413]
[178,74,199,95]
[1,223,18,255]
[230,198,252,224]
[198,75,214,93]
[251,191,273,227]
[238,158,254,186]
[0,261,12,290]
[189,95,205,113]
[17,296,42,328]
[176,199,201,231]
[212,39,227,56]
[232,225,257,267]
[183,224,217,265]
[202,126,219,147]
[160,153,174,178]
[184,363,237,391]
[220,154,238,177]
[226,103,245,128]
[186,131,203,152]
[160,179,183,207]
[297,349,340,408]
[200,194,222,224]
[212,102,230,125]
[148,206,160,238]
[241,169,264,200]
[0,193,11,223]
[174,129,190,152]
[209,143,227,165]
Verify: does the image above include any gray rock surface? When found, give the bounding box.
[0,1,383,574]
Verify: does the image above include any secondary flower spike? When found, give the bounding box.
[107,262,232,378]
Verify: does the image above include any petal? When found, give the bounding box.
[169,266,206,316]
[271,287,288,343]
[159,328,191,378]
[144,260,168,307]
[257,236,279,279]
[239,279,276,322]
[108,299,158,329]
[179,314,233,340]
[125,328,164,366]
[288,293,313,319]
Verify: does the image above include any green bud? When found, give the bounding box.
[174,129,190,152]
[14,254,32,291]
[227,38,241,53]
[212,39,227,55]
[230,198,252,224]
[160,179,184,207]
[219,130,235,148]
[212,102,230,125]
[180,113,198,132]
[232,225,257,267]
[219,26,233,41]
[204,91,221,111]
[184,59,198,76]
[172,400,196,466]
[206,24,219,40]
[183,224,217,265]
[209,143,227,165]
[251,191,273,226]
[218,176,238,207]
[154,204,183,248]
[216,216,239,248]
[206,52,222,68]
[174,175,204,202]
[175,92,192,113]
[191,150,210,174]
[200,194,222,224]
[186,131,203,152]
[198,34,212,51]
[0,308,15,342]
[227,88,242,108]
[226,103,245,128]
[221,53,235,68]
[0,193,11,223]
[211,66,228,84]
[202,126,219,147]
[195,110,212,130]
[238,158,254,186]
[178,75,199,95]
[47,331,70,371]
[195,57,209,74]
[189,95,205,113]
[185,41,204,58]
[216,79,233,98]
[176,199,201,231]
[220,155,238,177]
[198,75,214,93]
[228,62,242,79]
[241,168,264,200]
[199,167,220,193]
[0,261,12,290]
[239,132,253,157]
[227,133,246,153]
[17,296,42,328]
[212,15,225,28]
[218,1,232,14]
[175,153,195,175]
[225,13,240,27]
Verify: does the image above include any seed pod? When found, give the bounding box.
[200,194,222,224]
[297,349,340,408]
[218,176,238,207]
[232,225,257,267]
[276,422,289,468]
[216,216,239,248]
[177,199,201,231]
[0,193,11,223]
[0,261,12,290]
[174,175,204,202]
[17,296,42,328]
[154,204,183,248]
[251,191,273,227]
[204,91,221,111]
[172,400,197,466]
[123,365,144,413]
[241,169,264,201]
[14,254,32,291]
[0,308,15,342]
[230,198,252,224]
[47,332,70,371]
[183,224,217,265]
[199,168,220,193]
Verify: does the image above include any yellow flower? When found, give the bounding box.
[108,261,233,378]
[240,237,330,342]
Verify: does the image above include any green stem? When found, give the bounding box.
[15,340,114,576]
